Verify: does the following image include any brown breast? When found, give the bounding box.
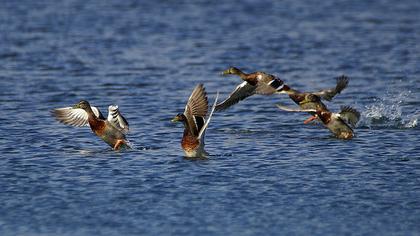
[88,117,106,136]
[181,130,200,152]
[337,131,354,139]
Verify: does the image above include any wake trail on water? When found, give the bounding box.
[358,91,418,129]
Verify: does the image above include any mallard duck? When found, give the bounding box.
[280,75,348,108]
[215,67,285,111]
[52,100,130,150]
[278,75,349,123]
[276,104,360,139]
[215,67,348,113]
[172,84,218,158]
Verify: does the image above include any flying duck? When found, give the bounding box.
[215,67,348,114]
[215,67,285,111]
[276,104,360,139]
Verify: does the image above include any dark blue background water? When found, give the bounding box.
[1,0,419,235]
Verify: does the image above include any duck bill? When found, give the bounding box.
[171,117,180,123]
[222,69,231,75]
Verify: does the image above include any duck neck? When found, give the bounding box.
[235,69,248,80]
[280,85,299,95]
[84,106,101,127]
[84,106,96,118]
[237,71,260,86]
[182,119,197,137]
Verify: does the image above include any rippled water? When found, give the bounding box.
[1,0,419,235]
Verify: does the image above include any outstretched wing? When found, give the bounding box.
[52,106,103,127]
[184,84,208,136]
[107,105,129,134]
[312,75,349,101]
[338,106,360,127]
[215,81,256,111]
[276,103,317,113]
[197,91,219,140]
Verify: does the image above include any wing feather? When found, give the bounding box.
[312,75,349,101]
[255,74,283,95]
[197,91,219,140]
[276,103,317,113]
[338,106,360,127]
[107,105,129,134]
[184,84,208,136]
[215,81,256,111]
[52,106,103,127]
[52,107,89,127]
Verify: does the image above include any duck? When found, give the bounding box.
[216,67,349,114]
[172,84,218,158]
[52,100,130,150]
[278,75,349,123]
[276,104,360,139]
[215,67,285,111]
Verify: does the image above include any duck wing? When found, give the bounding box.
[338,106,360,127]
[52,106,103,127]
[215,81,256,111]
[197,91,219,140]
[312,75,349,101]
[276,103,317,113]
[107,105,129,134]
[184,84,209,136]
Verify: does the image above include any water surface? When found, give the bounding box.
[1,0,419,235]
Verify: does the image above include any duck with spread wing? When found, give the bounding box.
[52,100,130,150]
[172,84,218,158]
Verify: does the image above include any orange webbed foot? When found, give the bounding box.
[303,116,317,124]
[113,139,125,150]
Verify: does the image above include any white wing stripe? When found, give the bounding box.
[197,91,219,140]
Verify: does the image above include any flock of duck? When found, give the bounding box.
[52,67,360,158]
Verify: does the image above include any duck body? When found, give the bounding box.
[53,100,130,150]
[89,118,128,149]
[181,128,206,157]
[276,105,360,140]
[280,76,349,122]
[216,67,348,113]
[282,75,349,110]
[316,110,355,139]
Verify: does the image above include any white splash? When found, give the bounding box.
[360,91,418,129]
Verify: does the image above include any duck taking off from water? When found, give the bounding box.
[276,104,360,139]
[52,100,130,150]
[215,67,286,111]
[278,75,349,123]
[215,67,348,113]
[172,84,218,158]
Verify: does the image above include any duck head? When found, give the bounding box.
[171,113,186,123]
[222,67,242,76]
[73,100,91,110]
[316,110,332,124]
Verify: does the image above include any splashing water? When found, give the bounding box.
[360,91,419,129]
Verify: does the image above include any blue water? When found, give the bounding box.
[1,0,420,235]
